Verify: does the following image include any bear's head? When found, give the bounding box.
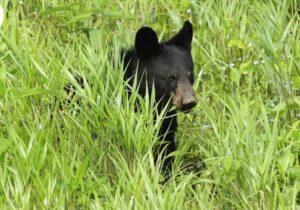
[134,21,196,112]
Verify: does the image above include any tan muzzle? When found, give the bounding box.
[172,81,197,111]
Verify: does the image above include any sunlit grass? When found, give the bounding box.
[0,0,299,209]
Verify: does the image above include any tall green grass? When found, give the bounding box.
[0,0,299,209]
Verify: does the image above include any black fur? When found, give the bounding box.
[122,21,196,172]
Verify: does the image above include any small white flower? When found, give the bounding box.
[226,149,232,156]
[0,5,4,28]
[37,123,43,130]
[201,124,212,130]
[270,102,276,107]
[229,63,235,68]
[253,60,265,65]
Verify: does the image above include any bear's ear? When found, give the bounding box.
[167,21,193,51]
[135,27,160,59]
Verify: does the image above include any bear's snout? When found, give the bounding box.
[172,81,197,112]
[181,96,197,111]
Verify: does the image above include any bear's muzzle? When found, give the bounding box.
[172,81,197,112]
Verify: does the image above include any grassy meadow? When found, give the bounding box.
[0,0,299,209]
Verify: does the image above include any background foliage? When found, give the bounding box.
[0,0,299,209]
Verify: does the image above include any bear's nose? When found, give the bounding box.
[181,98,197,112]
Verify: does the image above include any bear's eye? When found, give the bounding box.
[188,73,194,82]
[168,75,176,81]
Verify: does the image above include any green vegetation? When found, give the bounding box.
[0,0,299,209]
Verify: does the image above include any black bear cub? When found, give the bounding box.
[123,21,196,172]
